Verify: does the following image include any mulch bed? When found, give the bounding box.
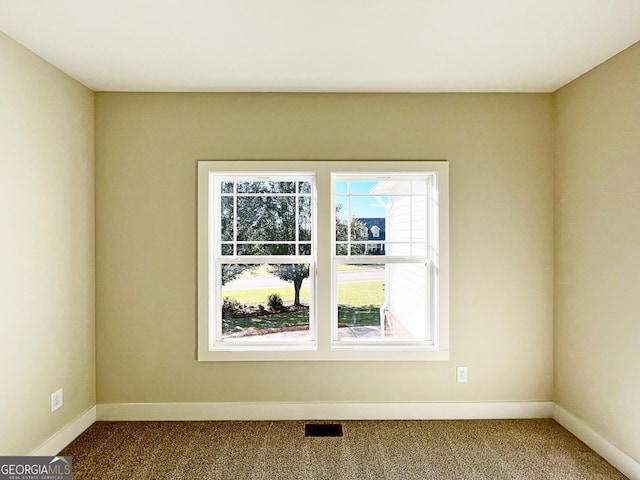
[222,302,309,338]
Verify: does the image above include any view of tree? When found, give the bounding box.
[221,181,312,303]
[221,264,253,286]
[335,204,368,255]
[268,264,309,306]
[222,183,370,304]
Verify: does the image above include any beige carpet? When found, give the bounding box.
[60,419,627,479]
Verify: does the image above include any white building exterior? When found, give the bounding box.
[371,181,429,340]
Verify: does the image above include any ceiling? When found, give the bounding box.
[1,0,639,93]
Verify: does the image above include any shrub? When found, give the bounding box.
[222,297,241,318]
[267,293,284,311]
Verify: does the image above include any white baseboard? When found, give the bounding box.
[553,405,640,480]
[29,406,96,456]
[97,401,553,422]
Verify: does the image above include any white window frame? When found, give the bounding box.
[198,160,449,361]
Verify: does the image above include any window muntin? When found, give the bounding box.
[219,178,312,257]
[210,174,316,349]
[334,180,428,257]
[332,174,438,347]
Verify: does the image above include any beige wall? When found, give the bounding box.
[0,33,95,455]
[554,42,640,462]
[95,93,554,404]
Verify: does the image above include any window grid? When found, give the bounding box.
[219,180,313,257]
[334,178,428,258]
[331,174,435,346]
[211,174,316,347]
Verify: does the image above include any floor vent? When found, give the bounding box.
[304,423,344,437]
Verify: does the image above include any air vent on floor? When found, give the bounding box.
[304,423,344,437]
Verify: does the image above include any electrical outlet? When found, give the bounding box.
[456,366,468,383]
[51,388,63,412]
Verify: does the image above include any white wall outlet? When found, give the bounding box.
[456,366,468,383]
[51,388,63,412]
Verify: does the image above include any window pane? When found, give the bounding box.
[298,244,311,255]
[350,244,365,255]
[387,180,412,194]
[354,218,386,244]
[349,181,379,194]
[221,263,311,340]
[236,181,295,194]
[350,219,369,242]
[237,196,296,241]
[385,243,412,256]
[336,243,348,256]
[221,181,234,194]
[386,195,411,242]
[411,195,426,242]
[221,196,234,241]
[411,181,426,194]
[335,181,348,194]
[345,195,386,243]
[221,264,254,285]
[384,263,427,340]
[336,264,385,339]
[336,263,426,341]
[298,181,311,194]
[221,244,234,256]
[411,243,426,255]
[335,196,349,242]
[298,196,312,241]
[349,195,387,218]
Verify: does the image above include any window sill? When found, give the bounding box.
[198,346,450,362]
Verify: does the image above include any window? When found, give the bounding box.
[333,174,437,347]
[198,161,449,361]
[208,174,316,350]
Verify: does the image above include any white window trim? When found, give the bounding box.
[197,160,449,361]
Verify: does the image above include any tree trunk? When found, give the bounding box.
[293,278,303,306]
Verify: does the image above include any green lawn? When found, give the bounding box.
[223,286,310,306]
[222,280,385,334]
[337,281,384,306]
[337,305,380,327]
[223,281,383,306]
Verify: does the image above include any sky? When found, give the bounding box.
[335,181,388,219]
